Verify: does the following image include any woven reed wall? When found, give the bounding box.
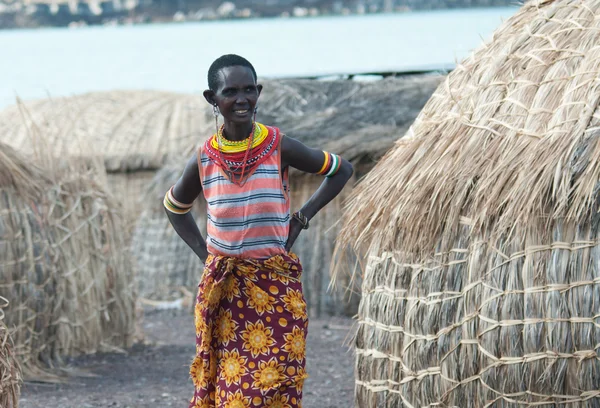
[290,177,360,317]
[106,171,158,231]
[0,91,212,174]
[0,297,21,408]
[334,1,600,406]
[0,164,136,380]
[131,199,207,301]
[356,219,600,407]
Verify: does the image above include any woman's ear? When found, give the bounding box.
[203,89,216,106]
[257,84,263,96]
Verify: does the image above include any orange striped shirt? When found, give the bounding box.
[198,127,290,259]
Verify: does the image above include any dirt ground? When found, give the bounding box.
[19,309,356,408]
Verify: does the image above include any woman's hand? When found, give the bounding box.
[285,218,304,252]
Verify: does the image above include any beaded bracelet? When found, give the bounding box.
[317,151,342,177]
[164,186,194,215]
[292,211,309,229]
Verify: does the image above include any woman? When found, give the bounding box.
[164,54,353,408]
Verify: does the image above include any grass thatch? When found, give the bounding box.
[0,91,212,173]
[0,92,214,230]
[260,76,444,169]
[0,297,21,408]
[335,0,600,406]
[0,141,136,382]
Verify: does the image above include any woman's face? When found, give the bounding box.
[211,65,262,125]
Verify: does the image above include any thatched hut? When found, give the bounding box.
[0,297,21,408]
[133,76,443,316]
[0,91,213,230]
[336,0,600,406]
[0,142,135,381]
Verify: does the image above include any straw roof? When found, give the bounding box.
[259,76,444,167]
[335,0,600,406]
[0,91,213,172]
[339,0,600,257]
[0,141,136,381]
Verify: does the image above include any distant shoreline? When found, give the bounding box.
[0,2,517,31]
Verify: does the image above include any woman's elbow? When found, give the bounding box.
[340,159,354,180]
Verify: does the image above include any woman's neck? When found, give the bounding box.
[222,121,254,142]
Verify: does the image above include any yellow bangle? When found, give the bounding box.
[317,151,329,174]
[163,187,193,215]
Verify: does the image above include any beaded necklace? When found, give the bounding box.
[211,123,268,153]
[204,122,280,187]
[218,124,254,184]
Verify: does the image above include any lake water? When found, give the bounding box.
[0,7,517,110]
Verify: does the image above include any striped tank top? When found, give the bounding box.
[198,126,290,259]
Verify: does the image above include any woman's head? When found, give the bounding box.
[204,54,262,126]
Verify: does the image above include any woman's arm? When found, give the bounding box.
[281,136,354,251]
[164,153,209,262]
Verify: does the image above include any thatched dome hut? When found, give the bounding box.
[0,90,213,230]
[132,76,443,316]
[336,0,600,406]
[0,297,21,408]
[0,142,135,381]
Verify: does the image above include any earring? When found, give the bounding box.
[253,106,258,123]
[213,105,220,134]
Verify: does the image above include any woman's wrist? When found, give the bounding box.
[292,211,310,229]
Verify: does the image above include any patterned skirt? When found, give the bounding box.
[189,252,308,408]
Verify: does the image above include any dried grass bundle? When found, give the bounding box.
[0,91,214,230]
[335,0,600,406]
[0,139,136,381]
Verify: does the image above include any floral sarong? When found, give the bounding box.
[189,252,308,408]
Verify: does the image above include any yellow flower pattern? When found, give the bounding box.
[244,281,276,315]
[282,289,307,321]
[265,394,293,408]
[192,395,213,408]
[252,358,285,391]
[190,355,211,389]
[223,274,241,302]
[215,308,238,346]
[220,350,247,386]
[252,358,286,391]
[293,366,308,394]
[268,271,291,284]
[203,277,222,311]
[223,390,251,408]
[241,320,275,358]
[283,326,306,363]
[190,253,307,408]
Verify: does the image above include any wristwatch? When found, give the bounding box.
[292,211,310,229]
